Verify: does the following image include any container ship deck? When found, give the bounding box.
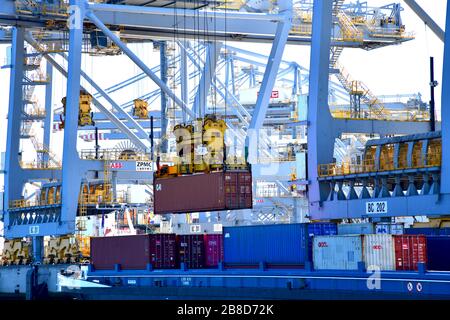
[51,266,450,300]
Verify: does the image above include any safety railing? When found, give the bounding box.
[330,108,431,122]
[334,63,389,119]
[16,0,69,17]
[9,198,61,209]
[290,24,313,36]
[20,161,61,170]
[215,0,245,10]
[336,11,364,42]
[318,154,442,177]
[79,149,151,161]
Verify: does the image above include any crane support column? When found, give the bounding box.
[440,0,450,194]
[403,0,445,42]
[4,27,26,232]
[245,3,292,158]
[160,41,168,153]
[307,0,336,216]
[60,0,86,234]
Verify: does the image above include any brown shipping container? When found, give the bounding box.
[393,235,427,271]
[154,171,252,214]
[177,235,205,269]
[90,235,150,270]
[90,234,177,270]
[149,234,177,269]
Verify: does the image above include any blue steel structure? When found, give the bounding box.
[2,0,450,300]
[307,0,450,221]
[0,0,435,239]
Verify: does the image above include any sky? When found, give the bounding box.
[0,0,447,192]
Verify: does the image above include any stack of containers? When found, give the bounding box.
[90,234,177,270]
[313,234,427,271]
[176,234,224,269]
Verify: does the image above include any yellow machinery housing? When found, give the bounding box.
[363,137,442,171]
[133,99,149,119]
[60,90,95,128]
[1,236,90,265]
[38,181,112,208]
[174,123,194,174]
[2,239,31,266]
[156,115,247,178]
[203,116,226,170]
[44,235,90,264]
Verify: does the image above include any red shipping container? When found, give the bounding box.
[150,234,177,269]
[154,170,252,214]
[90,234,177,270]
[204,234,223,268]
[393,235,427,271]
[177,235,205,269]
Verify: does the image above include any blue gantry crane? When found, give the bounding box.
[0,0,432,263]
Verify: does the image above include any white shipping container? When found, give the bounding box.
[363,234,395,271]
[313,235,363,271]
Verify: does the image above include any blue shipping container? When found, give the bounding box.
[426,236,450,271]
[223,224,307,265]
[405,228,440,236]
[223,223,337,266]
[338,223,375,235]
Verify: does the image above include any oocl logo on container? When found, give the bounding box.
[373,245,382,250]
[318,242,328,248]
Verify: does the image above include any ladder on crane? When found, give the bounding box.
[333,0,345,15]
[102,151,112,204]
[336,10,364,42]
[334,63,388,119]
[30,134,62,168]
